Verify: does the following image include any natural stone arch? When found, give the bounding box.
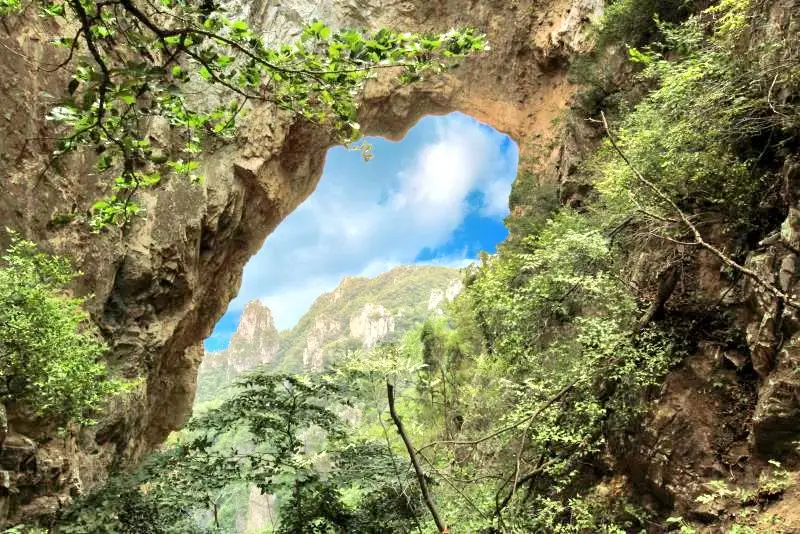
[0,0,600,520]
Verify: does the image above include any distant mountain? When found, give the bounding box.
[195,265,463,405]
[196,301,280,403]
[192,265,463,532]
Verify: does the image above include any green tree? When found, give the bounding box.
[0,233,125,424]
[2,0,486,229]
[595,0,799,233]
[59,370,423,532]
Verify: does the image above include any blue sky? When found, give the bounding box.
[204,112,518,351]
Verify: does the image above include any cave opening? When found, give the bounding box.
[199,111,518,377]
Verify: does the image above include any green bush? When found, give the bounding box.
[595,0,695,49]
[0,233,125,424]
[595,0,799,232]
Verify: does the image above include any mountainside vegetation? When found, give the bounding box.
[3,0,800,531]
[177,266,461,528]
[274,265,461,373]
[0,233,128,426]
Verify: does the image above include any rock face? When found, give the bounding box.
[0,0,609,524]
[349,304,395,348]
[301,315,344,371]
[196,265,460,395]
[197,301,280,399]
[244,487,277,534]
[427,278,464,313]
[228,302,280,365]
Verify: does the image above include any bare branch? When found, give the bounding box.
[418,380,576,453]
[41,27,84,73]
[387,382,447,534]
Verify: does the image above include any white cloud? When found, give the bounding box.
[217,112,517,334]
[482,179,514,217]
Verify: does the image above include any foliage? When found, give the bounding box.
[504,164,561,241]
[272,265,458,372]
[1,0,485,229]
[58,371,426,533]
[594,0,696,49]
[594,0,800,233]
[0,0,18,15]
[0,233,126,424]
[420,212,678,529]
[568,0,698,115]
[758,460,792,499]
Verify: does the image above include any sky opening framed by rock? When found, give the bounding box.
[206,112,518,349]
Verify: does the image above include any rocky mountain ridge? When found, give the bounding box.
[199,301,280,382]
[195,264,461,403]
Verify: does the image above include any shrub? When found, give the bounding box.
[0,233,125,424]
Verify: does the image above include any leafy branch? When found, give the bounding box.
[600,110,800,310]
[5,0,487,230]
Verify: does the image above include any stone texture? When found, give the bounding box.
[302,316,343,371]
[0,435,35,473]
[200,301,280,382]
[349,304,395,348]
[244,486,277,533]
[752,346,800,457]
[427,279,464,313]
[624,343,754,516]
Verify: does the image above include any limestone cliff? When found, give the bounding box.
[195,301,279,403]
[349,304,395,349]
[275,265,461,373]
[427,278,464,314]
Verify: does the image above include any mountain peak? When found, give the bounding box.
[197,265,462,401]
[196,300,280,401]
[230,300,275,350]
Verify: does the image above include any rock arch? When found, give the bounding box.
[0,0,600,521]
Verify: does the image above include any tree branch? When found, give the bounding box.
[636,262,680,331]
[70,0,110,126]
[387,382,447,534]
[417,379,576,452]
[600,110,800,310]
[370,375,423,534]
